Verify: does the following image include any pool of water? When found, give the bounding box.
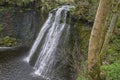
[0,48,45,80]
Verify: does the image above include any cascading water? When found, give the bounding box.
[24,5,73,80]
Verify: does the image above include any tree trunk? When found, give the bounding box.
[88,0,111,80]
[100,0,120,61]
[100,13,118,60]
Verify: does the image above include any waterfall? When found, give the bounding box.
[24,13,53,63]
[24,5,73,80]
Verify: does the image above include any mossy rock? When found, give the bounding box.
[0,36,17,47]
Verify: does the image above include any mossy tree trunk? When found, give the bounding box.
[88,0,111,80]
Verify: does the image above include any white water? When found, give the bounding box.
[24,13,53,63]
[25,5,72,80]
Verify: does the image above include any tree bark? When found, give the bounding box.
[88,0,111,80]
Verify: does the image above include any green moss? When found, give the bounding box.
[0,36,17,47]
[0,7,14,14]
[105,33,120,63]
[71,0,98,21]
[0,0,4,5]
[0,0,34,6]
[0,24,4,32]
[117,17,120,28]
[76,22,91,53]
[77,76,88,80]
[72,22,91,80]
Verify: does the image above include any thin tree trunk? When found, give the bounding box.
[100,13,118,60]
[88,0,111,80]
[100,0,120,60]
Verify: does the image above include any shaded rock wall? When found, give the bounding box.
[0,8,47,47]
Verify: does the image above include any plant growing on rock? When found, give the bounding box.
[0,36,17,47]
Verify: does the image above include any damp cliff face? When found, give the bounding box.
[0,7,47,47]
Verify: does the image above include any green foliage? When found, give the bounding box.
[0,6,13,13]
[0,24,4,32]
[117,17,120,28]
[77,76,88,80]
[101,61,120,80]
[76,22,91,54]
[106,34,120,63]
[15,0,33,6]
[101,17,120,80]
[69,6,76,16]
[41,2,59,12]
[72,22,91,80]
[76,64,89,80]
[71,0,98,21]
[0,0,4,5]
[0,0,34,6]
[0,36,17,47]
